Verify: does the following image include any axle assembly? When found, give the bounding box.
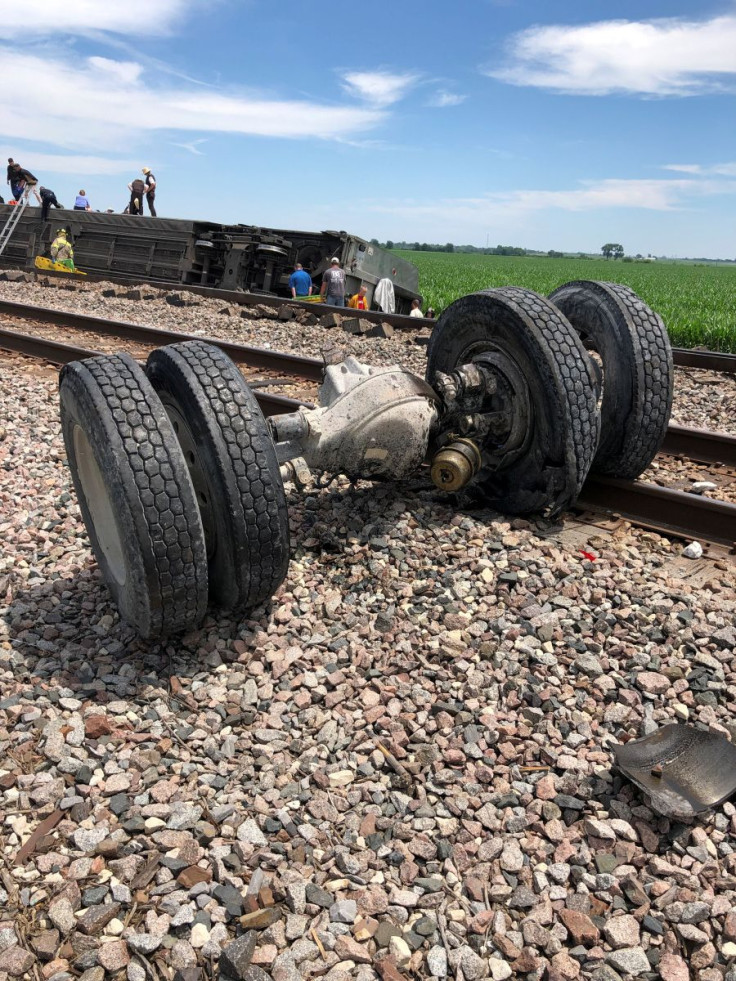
[59,281,673,637]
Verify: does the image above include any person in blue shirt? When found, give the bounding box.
[74,190,91,211]
[289,262,313,298]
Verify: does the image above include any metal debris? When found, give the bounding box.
[614,723,736,818]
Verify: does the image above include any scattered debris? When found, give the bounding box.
[614,724,736,818]
[690,481,717,495]
[12,807,63,865]
[682,540,704,559]
[166,291,200,307]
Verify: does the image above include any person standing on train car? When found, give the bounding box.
[127,176,145,215]
[7,159,42,204]
[142,167,157,216]
[39,186,63,222]
[7,159,25,199]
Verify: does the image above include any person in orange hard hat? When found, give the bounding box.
[142,167,157,216]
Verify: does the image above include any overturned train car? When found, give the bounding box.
[0,206,421,313]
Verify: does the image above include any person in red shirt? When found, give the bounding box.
[348,283,369,310]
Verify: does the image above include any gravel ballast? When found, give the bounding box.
[1,279,736,981]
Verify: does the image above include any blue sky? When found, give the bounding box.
[1,0,735,258]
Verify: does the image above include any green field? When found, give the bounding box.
[395,251,736,352]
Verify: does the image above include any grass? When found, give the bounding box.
[395,251,736,352]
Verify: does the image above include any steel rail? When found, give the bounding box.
[0,327,102,364]
[4,329,736,547]
[671,348,736,373]
[0,328,306,416]
[6,267,736,366]
[577,477,736,548]
[0,299,325,381]
[660,424,736,467]
[4,321,736,466]
[4,318,736,461]
[7,266,736,368]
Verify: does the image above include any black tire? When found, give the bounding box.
[59,353,208,639]
[548,280,673,478]
[146,341,290,613]
[426,287,600,516]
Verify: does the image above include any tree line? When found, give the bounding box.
[369,239,715,261]
[370,240,529,255]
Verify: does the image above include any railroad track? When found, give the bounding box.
[2,299,735,461]
[0,300,323,412]
[2,317,735,549]
[2,283,735,374]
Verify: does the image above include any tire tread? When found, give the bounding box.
[60,353,208,638]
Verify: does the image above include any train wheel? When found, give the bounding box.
[59,354,208,639]
[146,341,290,614]
[548,281,673,478]
[426,287,600,516]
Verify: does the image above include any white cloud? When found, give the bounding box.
[341,71,419,107]
[0,149,141,175]
[366,177,734,226]
[0,0,202,38]
[0,49,385,150]
[427,90,467,108]
[170,139,208,156]
[663,162,736,177]
[87,56,144,85]
[487,14,736,95]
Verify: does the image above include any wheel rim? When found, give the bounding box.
[72,424,126,586]
[434,340,533,468]
[427,287,600,516]
[470,349,532,465]
[161,397,217,560]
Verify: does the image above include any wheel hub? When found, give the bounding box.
[430,438,482,491]
[433,348,532,469]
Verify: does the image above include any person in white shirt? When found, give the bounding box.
[409,298,424,318]
[142,167,157,216]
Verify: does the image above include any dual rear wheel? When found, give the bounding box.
[426,280,673,516]
[60,341,290,640]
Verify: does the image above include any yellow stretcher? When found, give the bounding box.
[34,256,87,276]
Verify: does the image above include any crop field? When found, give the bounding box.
[395,251,736,352]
